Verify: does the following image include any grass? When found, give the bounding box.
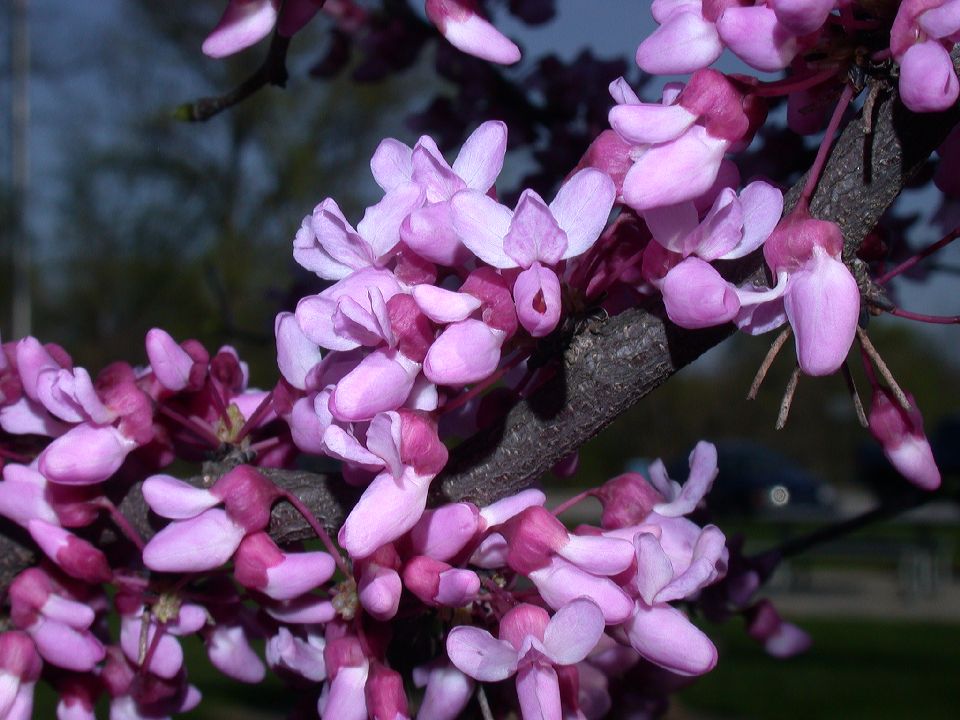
[678,618,960,719]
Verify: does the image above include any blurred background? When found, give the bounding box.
[2,1,958,717]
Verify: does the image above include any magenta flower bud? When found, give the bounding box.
[233,531,336,600]
[595,472,664,529]
[459,267,519,338]
[323,636,368,682]
[386,294,435,363]
[202,0,279,59]
[425,0,521,65]
[408,502,481,561]
[365,663,410,720]
[499,603,551,649]
[423,319,504,386]
[501,506,570,574]
[358,564,403,621]
[746,599,812,658]
[868,389,941,491]
[783,247,859,376]
[899,40,960,113]
[27,520,112,584]
[211,465,280,533]
[573,130,634,199]
[398,410,448,477]
[145,328,202,392]
[402,556,479,607]
[39,424,137,486]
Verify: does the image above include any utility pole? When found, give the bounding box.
[10,0,31,337]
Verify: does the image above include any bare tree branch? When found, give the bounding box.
[175,33,290,123]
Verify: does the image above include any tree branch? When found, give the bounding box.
[2,73,958,590]
[175,33,290,122]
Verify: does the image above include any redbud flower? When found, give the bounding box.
[446,599,606,720]
[868,388,942,491]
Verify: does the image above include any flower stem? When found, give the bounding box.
[279,489,352,579]
[798,84,855,210]
[875,226,960,285]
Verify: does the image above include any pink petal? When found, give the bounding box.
[899,40,960,113]
[423,319,503,386]
[266,596,337,625]
[662,257,740,329]
[412,284,482,324]
[338,470,431,559]
[322,425,385,468]
[550,168,617,259]
[401,202,471,266]
[633,532,676,605]
[452,120,508,192]
[644,201,700,255]
[275,312,323,390]
[0,464,57,527]
[655,524,727,602]
[365,411,404,478]
[409,502,481,561]
[145,328,195,392]
[784,248,859,376]
[653,440,719,517]
[610,101,698,146]
[358,565,402,620]
[505,191,567,267]
[513,264,562,338]
[687,188,744,260]
[0,397,68,437]
[328,349,419,422]
[264,550,337,600]
[208,625,266,683]
[636,11,723,75]
[371,138,413,192]
[919,0,960,39]
[622,126,728,211]
[720,180,784,260]
[445,626,518,681]
[515,663,562,720]
[529,557,634,624]
[451,190,515,268]
[322,664,369,720]
[716,6,798,72]
[479,489,546,528]
[30,621,104,672]
[769,0,836,35]
[623,601,718,675]
[39,424,136,485]
[356,182,425,259]
[541,598,606,665]
[142,509,245,572]
[142,474,219,520]
[558,535,635,576]
[426,0,521,65]
[120,616,183,679]
[414,663,474,720]
[202,0,279,58]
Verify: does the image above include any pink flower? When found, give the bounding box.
[446,599,606,720]
[868,388,941,491]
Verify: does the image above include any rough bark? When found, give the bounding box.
[2,78,958,590]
